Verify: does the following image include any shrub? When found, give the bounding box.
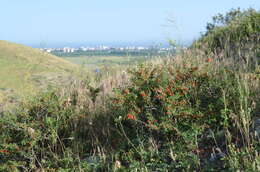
[110,58,259,170]
[193,8,260,67]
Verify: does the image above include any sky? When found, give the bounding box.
[0,0,259,47]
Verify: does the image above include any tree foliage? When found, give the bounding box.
[193,8,260,66]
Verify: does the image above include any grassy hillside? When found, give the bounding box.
[0,40,78,109]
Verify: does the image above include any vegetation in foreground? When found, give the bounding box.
[0,8,259,171]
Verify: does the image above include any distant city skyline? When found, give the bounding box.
[0,0,259,47]
[33,40,174,49]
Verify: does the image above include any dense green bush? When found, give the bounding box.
[0,91,81,170]
[109,61,259,171]
[193,8,260,66]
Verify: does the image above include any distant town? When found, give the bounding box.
[40,45,175,53]
[39,45,177,57]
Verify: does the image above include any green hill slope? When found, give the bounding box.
[0,40,78,108]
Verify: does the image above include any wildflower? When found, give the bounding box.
[135,109,141,114]
[165,87,173,96]
[127,114,136,120]
[206,58,213,62]
[140,91,146,97]
[123,89,129,94]
[0,150,10,154]
[182,87,189,92]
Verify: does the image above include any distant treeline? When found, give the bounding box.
[52,49,174,57]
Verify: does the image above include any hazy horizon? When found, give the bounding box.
[26,40,175,49]
[1,0,259,47]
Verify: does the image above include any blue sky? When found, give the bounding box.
[0,0,259,47]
